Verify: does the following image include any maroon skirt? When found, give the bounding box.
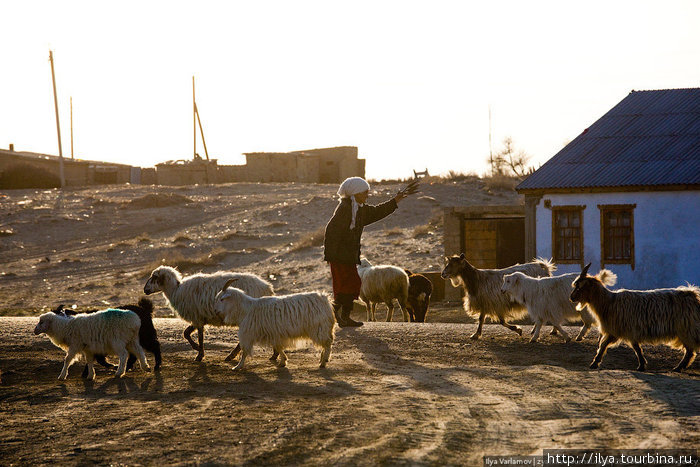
[329,262,362,300]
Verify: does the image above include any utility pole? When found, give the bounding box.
[193,76,197,158]
[70,96,74,159]
[195,102,209,161]
[49,50,65,187]
[488,105,493,176]
[192,76,209,161]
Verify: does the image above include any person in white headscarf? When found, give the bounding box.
[323,177,412,327]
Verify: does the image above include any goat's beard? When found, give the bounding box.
[575,302,585,312]
[449,276,463,288]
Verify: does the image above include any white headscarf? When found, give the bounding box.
[337,177,370,229]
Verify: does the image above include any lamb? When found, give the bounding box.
[570,263,700,371]
[501,271,606,343]
[33,308,150,380]
[53,297,162,375]
[357,258,410,322]
[143,265,274,361]
[441,254,555,339]
[213,279,335,370]
[404,270,433,323]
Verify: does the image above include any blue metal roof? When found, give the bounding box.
[517,88,700,191]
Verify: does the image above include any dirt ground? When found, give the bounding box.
[1,315,698,466]
[0,179,510,315]
[1,180,698,465]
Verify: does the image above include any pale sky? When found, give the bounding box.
[1,1,699,180]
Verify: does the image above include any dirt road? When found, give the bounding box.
[2,316,698,466]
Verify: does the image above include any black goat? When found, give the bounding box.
[404,270,433,322]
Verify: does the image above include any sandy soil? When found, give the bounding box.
[0,179,515,315]
[1,180,698,465]
[1,317,698,466]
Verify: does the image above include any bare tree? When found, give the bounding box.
[487,137,533,178]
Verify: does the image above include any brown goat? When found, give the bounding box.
[570,263,700,371]
[441,254,555,339]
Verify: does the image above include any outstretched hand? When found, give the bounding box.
[394,179,420,203]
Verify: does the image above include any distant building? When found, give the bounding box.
[0,147,135,186]
[219,146,365,184]
[0,145,366,187]
[517,88,700,289]
[155,158,218,186]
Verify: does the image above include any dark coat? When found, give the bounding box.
[323,197,398,265]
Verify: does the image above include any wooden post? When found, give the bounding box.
[194,102,209,161]
[193,76,197,158]
[49,50,65,187]
[70,96,74,159]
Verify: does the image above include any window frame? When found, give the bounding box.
[551,205,586,265]
[598,204,636,270]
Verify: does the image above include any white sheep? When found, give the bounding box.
[143,265,274,361]
[214,279,335,370]
[33,308,149,380]
[501,271,608,343]
[441,254,555,339]
[357,258,410,322]
[571,263,700,371]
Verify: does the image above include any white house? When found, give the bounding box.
[517,88,700,289]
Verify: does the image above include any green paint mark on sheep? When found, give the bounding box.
[104,309,130,320]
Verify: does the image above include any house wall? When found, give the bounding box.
[297,156,320,183]
[156,164,216,185]
[0,152,90,186]
[141,168,157,185]
[270,154,297,182]
[535,190,700,289]
[218,165,247,183]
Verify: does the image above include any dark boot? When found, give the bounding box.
[338,295,363,327]
[332,300,346,325]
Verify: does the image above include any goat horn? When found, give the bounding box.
[221,278,239,293]
[580,262,592,278]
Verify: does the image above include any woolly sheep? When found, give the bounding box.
[570,263,700,371]
[404,269,433,323]
[214,279,335,370]
[501,271,605,343]
[34,308,149,380]
[55,297,162,375]
[441,254,555,339]
[143,265,274,361]
[357,258,410,322]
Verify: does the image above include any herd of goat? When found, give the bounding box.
[32,254,700,380]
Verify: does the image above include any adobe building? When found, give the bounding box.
[0,146,135,186]
[240,146,365,183]
[155,158,219,186]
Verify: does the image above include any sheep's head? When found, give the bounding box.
[214,279,242,319]
[144,266,180,295]
[501,272,523,298]
[34,313,55,335]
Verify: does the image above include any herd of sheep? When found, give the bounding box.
[33,254,700,380]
